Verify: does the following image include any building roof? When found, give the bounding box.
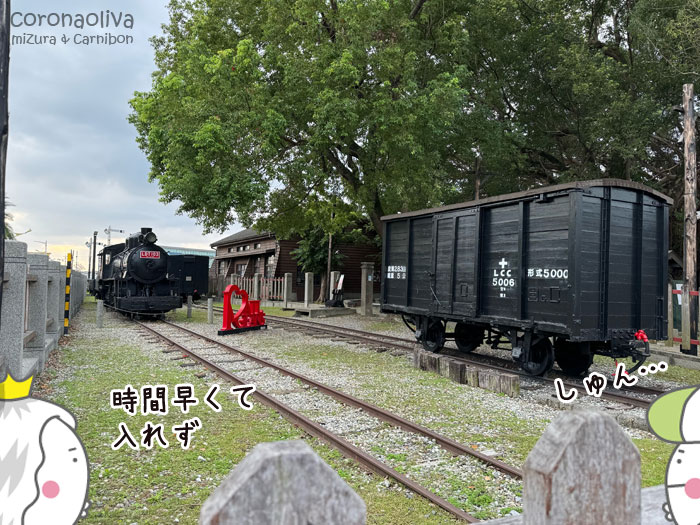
[162,246,216,257]
[210,228,273,248]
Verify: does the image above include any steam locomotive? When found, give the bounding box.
[90,227,183,315]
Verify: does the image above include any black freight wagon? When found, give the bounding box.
[381,179,671,376]
[168,255,210,301]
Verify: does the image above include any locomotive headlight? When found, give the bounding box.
[145,232,158,244]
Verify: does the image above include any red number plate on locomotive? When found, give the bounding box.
[140,251,160,259]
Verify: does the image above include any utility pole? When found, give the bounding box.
[104,225,124,247]
[682,83,697,356]
[0,0,10,331]
[86,239,91,280]
[92,230,98,281]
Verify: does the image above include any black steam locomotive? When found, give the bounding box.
[91,227,183,315]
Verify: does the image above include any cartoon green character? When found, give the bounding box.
[648,385,700,525]
[0,373,90,525]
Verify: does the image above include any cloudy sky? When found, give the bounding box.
[7,0,232,270]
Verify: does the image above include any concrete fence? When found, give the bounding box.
[199,412,668,525]
[488,410,667,525]
[0,240,86,378]
[200,440,366,525]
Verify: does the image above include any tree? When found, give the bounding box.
[131,0,700,248]
[130,0,487,237]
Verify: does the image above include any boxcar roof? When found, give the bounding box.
[381,178,673,221]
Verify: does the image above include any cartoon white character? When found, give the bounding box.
[0,372,90,525]
[648,385,700,525]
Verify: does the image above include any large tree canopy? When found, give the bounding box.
[130,0,699,240]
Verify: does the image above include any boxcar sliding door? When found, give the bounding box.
[431,210,478,317]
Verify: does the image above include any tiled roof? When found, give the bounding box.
[210,228,273,248]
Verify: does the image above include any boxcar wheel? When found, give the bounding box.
[520,338,554,376]
[422,319,446,353]
[554,339,593,377]
[454,323,483,353]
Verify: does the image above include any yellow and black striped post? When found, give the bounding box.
[64,252,72,335]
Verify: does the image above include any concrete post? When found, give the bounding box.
[360,262,374,316]
[24,253,49,372]
[0,241,31,378]
[207,298,214,324]
[58,266,66,337]
[200,440,366,525]
[96,300,104,328]
[252,273,261,301]
[187,295,193,318]
[283,273,293,309]
[330,271,341,297]
[46,261,61,352]
[304,272,313,307]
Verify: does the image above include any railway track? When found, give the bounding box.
[192,304,664,409]
[135,319,525,522]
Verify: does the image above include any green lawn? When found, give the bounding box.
[37,301,461,524]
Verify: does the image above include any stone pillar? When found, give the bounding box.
[45,261,61,351]
[207,298,214,324]
[58,266,66,337]
[0,241,30,377]
[304,272,313,307]
[283,273,293,308]
[200,441,366,525]
[252,273,261,301]
[24,253,49,372]
[96,300,104,328]
[187,295,193,318]
[360,262,374,316]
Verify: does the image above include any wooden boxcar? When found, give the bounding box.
[168,254,210,301]
[380,179,671,375]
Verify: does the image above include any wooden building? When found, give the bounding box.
[210,229,380,300]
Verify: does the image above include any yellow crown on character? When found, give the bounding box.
[0,373,34,400]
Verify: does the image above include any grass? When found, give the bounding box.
[38,301,462,524]
[594,354,700,386]
[251,337,671,489]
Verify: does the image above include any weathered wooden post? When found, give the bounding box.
[304,272,313,307]
[252,273,261,301]
[360,262,374,316]
[96,300,104,328]
[682,83,697,355]
[199,440,366,525]
[525,411,639,524]
[207,297,213,324]
[283,272,293,308]
[667,282,674,346]
[187,295,193,319]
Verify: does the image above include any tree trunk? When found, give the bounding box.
[474,156,482,200]
[316,272,327,303]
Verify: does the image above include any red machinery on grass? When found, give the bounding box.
[218,284,267,335]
